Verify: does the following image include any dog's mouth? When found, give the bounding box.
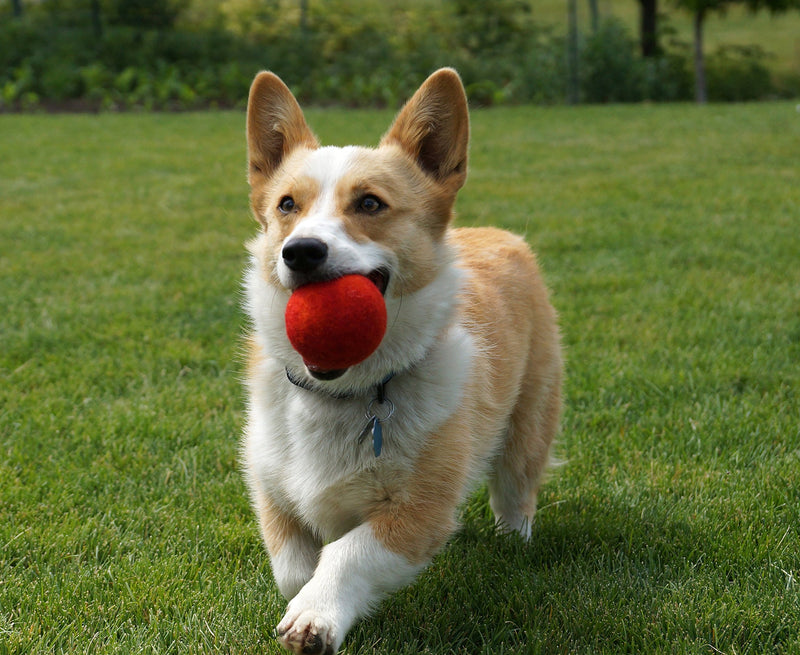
[290,267,389,295]
[307,365,348,381]
[366,268,390,296]
[303,267,389,382]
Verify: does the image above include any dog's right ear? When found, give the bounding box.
[246,72,318,185]
[380,68,469,194]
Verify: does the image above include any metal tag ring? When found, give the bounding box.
[366,398,395,422]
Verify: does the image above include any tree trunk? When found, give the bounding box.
[693,8,708,104]
[300,0,309,32]
[12,0,23,18]
[91,0,103,39]
[567,0,579,104]
[639,0,660,57]
[588,0,599,33]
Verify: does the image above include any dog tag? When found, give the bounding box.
[357,380,394,458]
[371,418,383,457]
[358,415,383,457]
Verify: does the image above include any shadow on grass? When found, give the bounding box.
[345,492,711,654]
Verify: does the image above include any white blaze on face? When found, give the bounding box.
[276,146,388,289]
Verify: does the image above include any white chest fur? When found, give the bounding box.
[244,323,474,542]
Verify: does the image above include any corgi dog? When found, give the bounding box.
[242,68,563,654]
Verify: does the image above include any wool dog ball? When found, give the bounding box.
[285,274,387,370]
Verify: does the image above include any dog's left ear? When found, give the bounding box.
[381,68,469,192]
[246,71,319,185]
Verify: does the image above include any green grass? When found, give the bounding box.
[2,103,799,654]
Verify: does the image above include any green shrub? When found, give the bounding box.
[581,18,643,102]
[1,63,34,108]
[774,70,800,98]
[640,51,693,102]
[580,18,694,103]
[516,31,568,104]
[706,45,774,101]
[0,18,38,74]
[40,60,84,101]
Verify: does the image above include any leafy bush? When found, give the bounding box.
[515,31,569,104]
[580,18,694,103]
[0,13,264,111]
[774,70,800,98]
[705,45,774,101]
[2,63,38,109]
[640,51,693,102]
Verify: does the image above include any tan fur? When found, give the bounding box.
[254,487,313,556]
[369,227,562,563]
[453,228,562,526]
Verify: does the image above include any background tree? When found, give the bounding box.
[675,0,800,103]
[109,0,183,30]
[568,0,580,102]
[91,0,102,38]
[638,0,660,56]
[588,0,599,31]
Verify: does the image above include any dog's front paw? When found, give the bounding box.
[276,607,338,655]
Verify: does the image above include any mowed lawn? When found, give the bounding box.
[1,102,799,654]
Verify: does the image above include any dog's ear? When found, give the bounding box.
[246,72,319,184]
[381,68,469,192]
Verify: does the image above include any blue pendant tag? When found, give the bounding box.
[372,417,383,457]
[357,376,395,458]
[358,415,384,457]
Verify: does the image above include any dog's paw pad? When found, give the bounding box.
[277,613,335,655]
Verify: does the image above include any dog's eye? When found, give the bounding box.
[358,195,384,214]
[278,196,296,214]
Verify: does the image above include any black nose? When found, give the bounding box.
[282,238,328,273]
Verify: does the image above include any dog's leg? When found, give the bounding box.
[276,523,424,655]
[488,363,562,540]
[252,487,321,600]
[276,424,469,654]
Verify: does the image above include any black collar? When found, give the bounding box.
[284,367,397,457]
[285,367,394,401]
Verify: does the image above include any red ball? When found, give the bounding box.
[285,275,388,371]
